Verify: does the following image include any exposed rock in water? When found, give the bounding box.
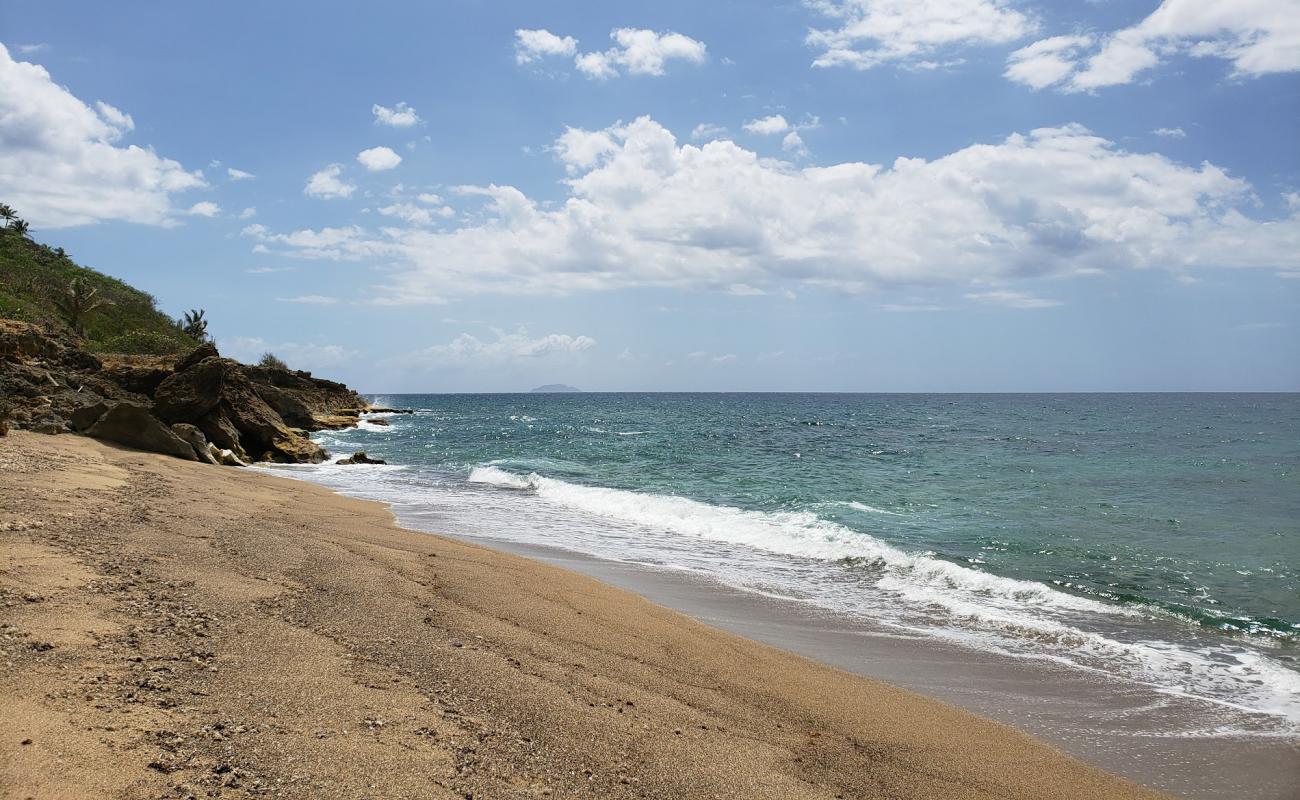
[336,451,386,465]
[87,402,197,461]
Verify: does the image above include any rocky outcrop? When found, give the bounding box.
[1,320,366,465]
[86,402,197,460]
[336,451,386,465]
[154,356,326,464]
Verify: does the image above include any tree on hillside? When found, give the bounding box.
[180,308,209,341]
[54,278,113,335]
[0,204,14,225]
[258,352,288,371]
[9,219,29,237]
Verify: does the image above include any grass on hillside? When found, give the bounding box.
[0,222,198,356]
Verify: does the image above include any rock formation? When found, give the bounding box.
[0,319,371,465]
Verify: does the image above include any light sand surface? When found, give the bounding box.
[0,431,1170,799]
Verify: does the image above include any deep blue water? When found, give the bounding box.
[265,393,1300,734]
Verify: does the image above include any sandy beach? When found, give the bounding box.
[0,430,1171,799]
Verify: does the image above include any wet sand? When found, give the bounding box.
[2,430,1180,798]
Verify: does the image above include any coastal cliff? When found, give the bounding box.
[0,320,369,463]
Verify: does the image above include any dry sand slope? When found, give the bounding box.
[0,431,1169,799]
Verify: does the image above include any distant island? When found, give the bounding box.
[530,384,582,393]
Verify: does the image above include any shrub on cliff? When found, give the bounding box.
[258,352,289,371]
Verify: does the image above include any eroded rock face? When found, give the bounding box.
[0,321,355,464]
[155,356,325,464]
[87,402,197,461]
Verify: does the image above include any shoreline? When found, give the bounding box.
[268,429,1300,800]
[0,430,1177,799]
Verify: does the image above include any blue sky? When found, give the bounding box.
[2,0,1297,391]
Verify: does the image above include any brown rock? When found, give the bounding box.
[86,402,197,460]
[171,423,219,465]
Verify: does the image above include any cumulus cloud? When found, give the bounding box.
[239,206,257,219]
[242,117,1300,304]
[1006,0,1300,92]
[0,43,205,228]
[304,164,355,198]
[226,167,255,180]
[357,145,402,172]
[575,29,707,79]
[187,201,220,217]
[744,115,791,135]
[392,329,596,367]
[514,29,578,64]
[806,0,1036,70]
[1153,127,1187,138]
[517,28,706,79]
[372,101,421,127]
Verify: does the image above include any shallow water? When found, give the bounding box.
[259,393,1300,765]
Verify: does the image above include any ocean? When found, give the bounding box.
[260,392,1300,751]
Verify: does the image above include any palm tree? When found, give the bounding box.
[181,308,209,341]
[9,219,29,237]
[54,278,113,336]
[0,205,14,226]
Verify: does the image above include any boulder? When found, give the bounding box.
[208,444,247,467]
[152,358,231,423]
[69,400,112,432]
[197,410,250,463]
[175,342,219,373]
[336,451,386,465]
[87,402,197,460]
[171,423,219,465]
[101,364,172,397]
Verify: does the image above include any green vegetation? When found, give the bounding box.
[0,205,199,355]
[258,352,289,371]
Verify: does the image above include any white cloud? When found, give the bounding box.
[744,114,790,135]
[1004,34,1094,90]
[0,43,206,228]
[782,131,809,157]
[691,123,727,141]
[277,294,339,305]
[304,164,356,199]
[1007,0,1300,92]
[244,117,1300,304]
[94,101,134,132]
[806,0,1036,70]
[392,329,596,367]
[416,192,444,204]
[245,266,291,274]
[223,337,357,370]
[552,126,621,173]
[514,29,578,64]
[239,206,257,219]
[580,29,707,78]
[519,28,706,79]
[16,43,49,54]
[357,145,402,172]
[377,202,453,226]
[965,290,1062,308]
[187,201,220,217]
[1153,127,1187,138]
[226,166,255,180]
[372,101,421,127]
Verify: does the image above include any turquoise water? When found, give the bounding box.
[266,393,1300,734]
